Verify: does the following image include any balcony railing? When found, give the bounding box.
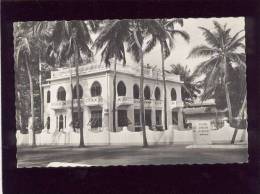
[144,99,153,108]
[51,101,69,109]
[117,96,133,106]
[50,63,181,83]
[85,96,103,107]
[51,99,85,109]
[154,100,163,107]
[170,101,184,109]
[71,99,85,107]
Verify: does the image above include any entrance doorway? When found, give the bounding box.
[73,111,83,130]
[145,109,152,128]
[59,115,64,131]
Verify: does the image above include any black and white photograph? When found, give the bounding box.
[14,17,248,168]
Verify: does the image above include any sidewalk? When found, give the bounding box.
[186,143,248,149]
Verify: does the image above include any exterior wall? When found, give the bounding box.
[42,63,185,143]
[16,122,248,146]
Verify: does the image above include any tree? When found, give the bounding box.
[46,20,100,147]
[145,19,190,129]
[93,19,169,147]
[92,20,129,132]
[127,19,175,146]
[169,64,200,105]
[188,21,245,124]
[14,22,38,146]
[127,20,148,147]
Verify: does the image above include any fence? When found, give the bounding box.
[16,121,247,146]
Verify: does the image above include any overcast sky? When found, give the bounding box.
[93,17,245,73]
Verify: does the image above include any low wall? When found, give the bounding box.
[16,122,248,146]
[211,123,247,143]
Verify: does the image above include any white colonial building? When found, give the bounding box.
[16,61,247,146]
[42,62,185,134]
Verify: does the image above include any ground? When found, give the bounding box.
[17,144,248,167]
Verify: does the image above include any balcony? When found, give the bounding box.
[71,99,85,107]
[85,96,103,107]
[117,96,133,107]
[144,99,153,108]
[51,99,85,109]
[51,101,69,109]
[170,101,184,109]
[154,100,163,108]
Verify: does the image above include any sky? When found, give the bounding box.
[92,17,245,73]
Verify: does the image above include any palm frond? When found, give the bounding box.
[169,29,190,43]
[162,40,171,59]
[191,57,219,77]
[127,29,143,62]
[187,45,217,58]
[144,35,157,53]
[227,53,246,68]
[198,26,220,48]
[226,29,244,47]
[226,36,245,51]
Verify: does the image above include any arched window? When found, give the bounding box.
[144,86,151,100]
[117,81,126,96]
[171,88,177,101]
[73,84,83,99]
[133,84,139,99]
[47,117,50,129]
[154,87,161,100]
[57,87,66,101]
[47,91,50,103]
[59,115,63,131]
[91,81,102,97]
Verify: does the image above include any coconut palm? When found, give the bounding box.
[169,64,200,105]
[145,19,190,129]
[92,20,129,132]
[46,20,100,147]
[188,21,245,125]
[127,19,176,146]
[14,23,38,146]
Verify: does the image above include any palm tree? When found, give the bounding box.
[169,64,200,105]
[93,19,168,147]
[14,23,37,146]
[92,20,129,132]
[127,20,148,147]
[145,19,190,130]
[188,21,245,125]
[46,20,99,147]
[127,19,176,146]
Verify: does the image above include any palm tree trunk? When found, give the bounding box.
[112,58,117,132]
[223,56,233,123]
[140,50,148,147]
[70,59,75,132]
[160,43,167,130]
[133,28,148,147]
[231,94,247,144]
[74,41,84,147]
[39,55,44,127]
[26,57,36,147]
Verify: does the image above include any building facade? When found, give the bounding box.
[42,62,185,135]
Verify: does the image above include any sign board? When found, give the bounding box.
[193,121,212,145]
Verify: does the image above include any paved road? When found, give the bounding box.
[17,144,248,167]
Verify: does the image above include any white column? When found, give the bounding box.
[152,108,156,129]
[178,108,184,130]
[128,106,134,131]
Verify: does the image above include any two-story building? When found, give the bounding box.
[42,61,185,138]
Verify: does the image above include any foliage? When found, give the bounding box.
[169,64,200,104]
[188,21,246,117]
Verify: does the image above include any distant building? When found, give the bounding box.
[183,99,226,130]
[42,62,185,134]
